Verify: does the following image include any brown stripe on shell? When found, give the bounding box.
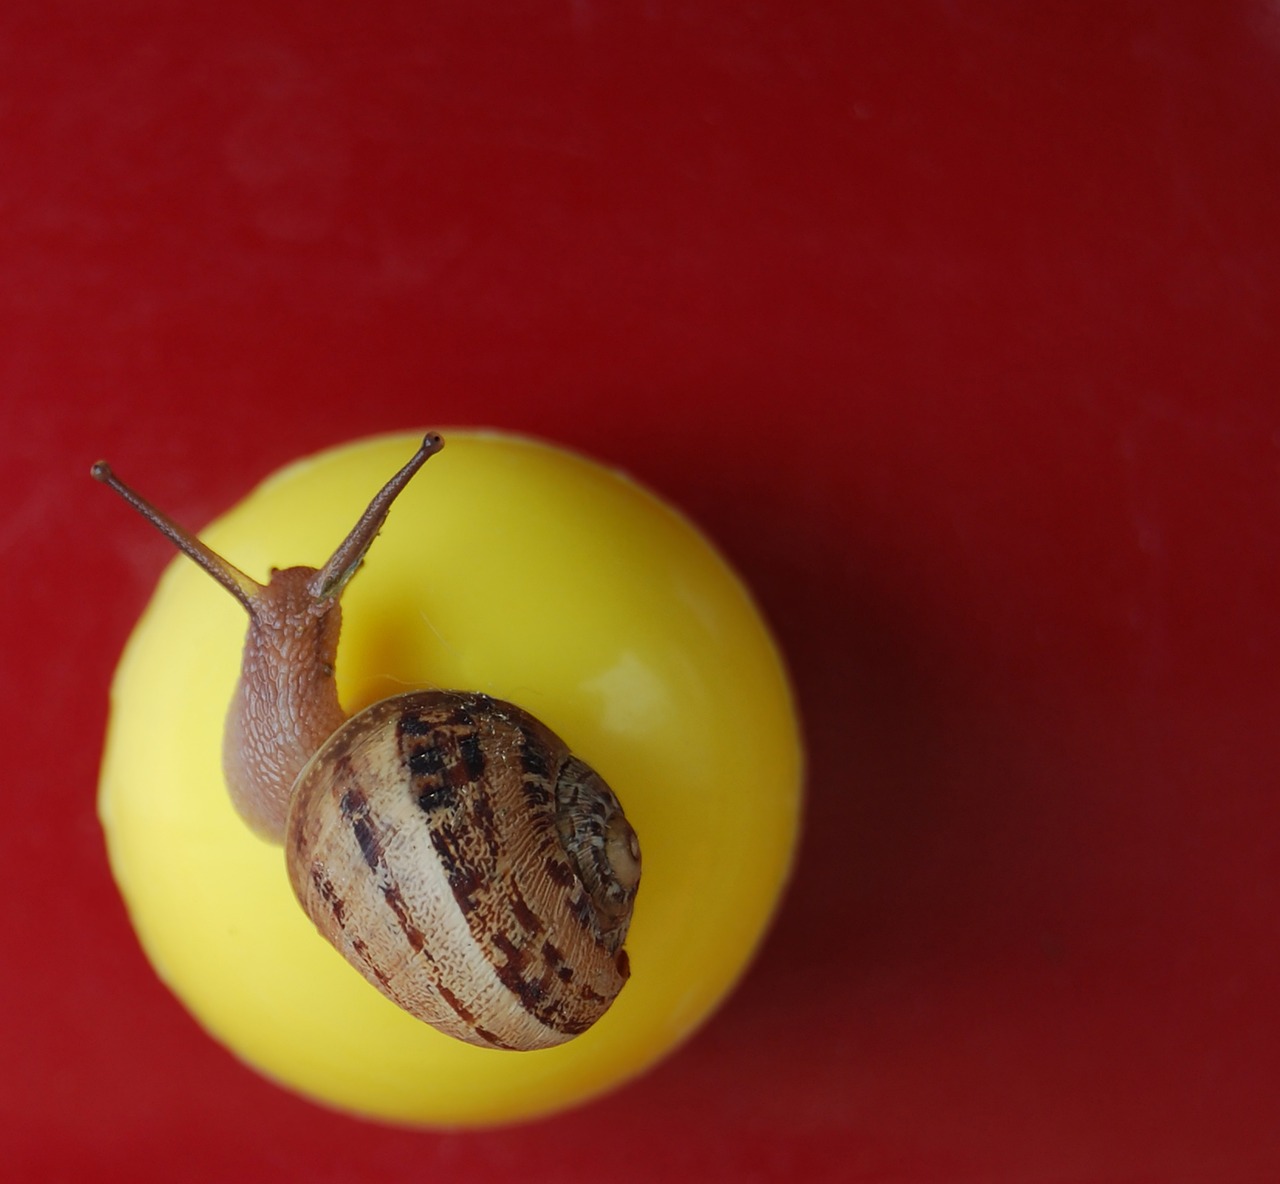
[408,746,447,779]
[542,938,575,984]
[458,731,486,781]
[518,731,549,778]
[397,713,433,737]
[338,781,382,872]
[447,700,475,727]
[428,822,483,915]
[416,784,452,812]
[494,934,542,995]
[509,891,542,935]
[543,856,577,889]
[433,984,516,1050]
[381,882,428,956]
[345,930,393,991]
[309,867,346,929]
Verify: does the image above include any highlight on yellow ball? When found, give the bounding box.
[97,430,803,1126]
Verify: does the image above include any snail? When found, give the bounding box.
[91,432,640,1051]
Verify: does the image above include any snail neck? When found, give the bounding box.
[223,567,347,843]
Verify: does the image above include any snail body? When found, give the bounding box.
[92,433,640,1050]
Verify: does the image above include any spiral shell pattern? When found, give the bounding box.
[286,689,640,1050]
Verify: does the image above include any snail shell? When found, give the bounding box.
[289,689,640,1050]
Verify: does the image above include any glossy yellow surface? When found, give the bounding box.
[98,430,803,1126]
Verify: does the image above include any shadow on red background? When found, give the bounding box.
[3,3,1278,1181]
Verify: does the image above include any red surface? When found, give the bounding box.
[3,3,1279,1180]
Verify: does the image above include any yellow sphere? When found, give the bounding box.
[98,430,802,1126]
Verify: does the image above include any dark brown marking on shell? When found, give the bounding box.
[542,938,575,983]
[523,978,546,1005]
[615,949,631,978]
[468,787,504,862]
[349,934,393,990]
[448,701,475,727]
[458,732,486,782]
[416,783,452,812]
[382,882,427,956]
[428,818,465,872]
[450,874,480,913]
[428,824,482,914]
[518,730,550,778]
[339,784,382,872]
[431,983,516,1049]
[472,1023,512,1048]
[408,745,447,779]
[543,856,578,890]
[310,868,347,929]
[490,932,527,970]
[521,779,552,809]
[490,933,545,1009]
[435,982,475,1027]
[483,931,600,1035]
[470,783,495,828]
[509,891,542,935]
[397,712,433,737]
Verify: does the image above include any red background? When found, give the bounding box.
[4,3,1279,1180]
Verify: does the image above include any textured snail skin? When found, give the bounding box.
[221,566,347,841]
[288,690,638,1050]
